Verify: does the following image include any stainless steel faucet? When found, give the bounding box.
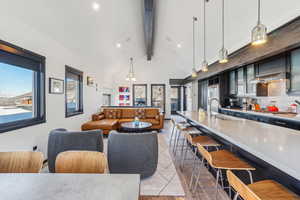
[209,98,220,116]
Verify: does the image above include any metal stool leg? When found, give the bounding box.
[247,170,253,184]
[233,192,239,200]
[169,125,175,147]
[174,129,181,156]
[215,169,220,200]
[172,129,179,153]
[191,157,205,193]
[180,138,188,168]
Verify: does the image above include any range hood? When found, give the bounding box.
[252,72,286,83]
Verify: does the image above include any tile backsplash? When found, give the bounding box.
[256,80,300,111]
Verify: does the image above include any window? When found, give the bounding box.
[133,84,147,106]
[0,40,45,133]
[65,66,83,117]
[151,84,166,113]
[171,86,181,114]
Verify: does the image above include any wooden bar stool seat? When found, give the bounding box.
[187,135,220,147]
[55,151,108,174]
[227,170,300,200]
[210,150,255,170]
[0,152,44,173]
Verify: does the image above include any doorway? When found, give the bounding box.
[170,86,181,114]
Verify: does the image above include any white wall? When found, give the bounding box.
[0,16,103,155]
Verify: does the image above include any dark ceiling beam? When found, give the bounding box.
[143,0,155,61]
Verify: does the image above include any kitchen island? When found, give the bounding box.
[177,111,300,190]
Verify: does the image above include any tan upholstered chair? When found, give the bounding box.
[55,151,108,174]
[0,152,44,173]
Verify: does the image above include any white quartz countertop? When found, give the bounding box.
[0,174,140,200]
[221,108,300,122]
[178,111,300,180]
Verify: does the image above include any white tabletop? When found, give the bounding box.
[178,111,300,180]
[0,174,140,200]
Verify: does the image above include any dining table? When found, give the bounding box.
[0,173,140,200]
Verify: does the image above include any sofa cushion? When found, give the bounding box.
[135,109,146,119]
[92,114,105,121]
[121,109,135,118]
[82,119,119,130]
[141,119,160,125]
[145,109,159,119]
[104,109,121,119]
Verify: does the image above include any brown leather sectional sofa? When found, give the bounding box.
[81,108,164,134]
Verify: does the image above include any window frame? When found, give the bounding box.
[132,84,147,107]
[0,39,46,133]
[65,65,83,118]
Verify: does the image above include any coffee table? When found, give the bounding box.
[120,122,152,132]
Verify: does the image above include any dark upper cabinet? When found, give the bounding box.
[256,55,286,77]
[229,71,236,95]
[289,48,300,94]
[198,80,208,110]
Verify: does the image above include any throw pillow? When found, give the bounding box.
[135,109,146,119]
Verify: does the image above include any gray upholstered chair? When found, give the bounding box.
[47,129,103,173]
[107,131,158,179]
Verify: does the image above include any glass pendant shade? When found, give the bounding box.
[219,47,229,64]
[201,60,208,72]
[251,22,267,46]
[191,68,198,78]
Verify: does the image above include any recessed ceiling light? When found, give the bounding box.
[177,44,182,48]
[92,2,100,11]
[116,43,122,48]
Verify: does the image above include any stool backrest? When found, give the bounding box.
[55,151,107,174]
[196,144,212,164]
[227,170,260,200]
[184,132,193,144]
[0,152,44,173]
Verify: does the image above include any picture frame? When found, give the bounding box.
[49,78,64,94]
[87,76,95,86]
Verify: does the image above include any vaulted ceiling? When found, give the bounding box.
[1,0,300,80]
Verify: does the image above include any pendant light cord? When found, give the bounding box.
[222,0,225,49]
[258,0,261,24]
[193,17,196,69]
[203,0,206,60]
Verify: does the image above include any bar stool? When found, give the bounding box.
[169,119,188,147]
[173,124,202,156]
[191,144,256,199]
[227,170,300,200]
[0,151,44,173]
[179,133,221,187]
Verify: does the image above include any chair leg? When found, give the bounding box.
[215,169,220,200]
[191,157,204,193]
[233,193,239,200]
[174,130,181,156]
[247,170,253,184]
[180,139,188,168]
[169,125,175,147]
[189,151,198,189]
[172,129,178,153]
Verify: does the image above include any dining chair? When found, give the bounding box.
[55,151,108,174]
[227,170,300,200]
[0,151,44,173]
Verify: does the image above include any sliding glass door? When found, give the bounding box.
[133,84,147,106]
[151,84,166,113]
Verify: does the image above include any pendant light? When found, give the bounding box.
[126,57,136,82]
[251,0,267,46]
[219,0,229,64]
[201,0,208,72]
[191,17,198,78]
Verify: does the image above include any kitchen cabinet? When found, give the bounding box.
[229,71,236,95]
[246,64,256,95]
[290,48,300,93]
[198,80,208,110]
[237,68,245,96]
